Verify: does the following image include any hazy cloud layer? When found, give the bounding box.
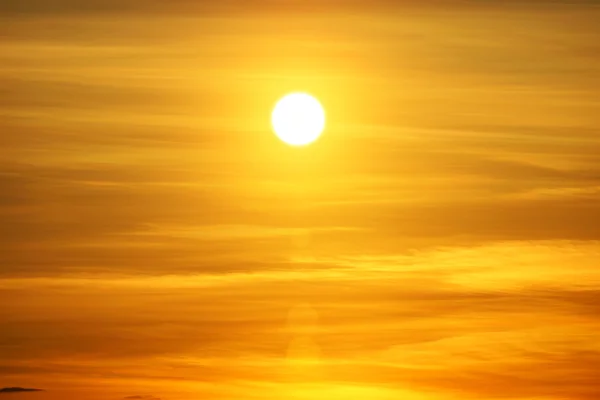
[1,242,599,399]
[1,2,599,399]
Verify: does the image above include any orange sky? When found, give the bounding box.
[2,1,600,399]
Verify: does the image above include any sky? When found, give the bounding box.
[1,1,600,399]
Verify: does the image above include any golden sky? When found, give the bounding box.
[1,1,600,399]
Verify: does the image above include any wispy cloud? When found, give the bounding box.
[0,387,44,394]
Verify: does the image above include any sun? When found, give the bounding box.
[271,92,325,146]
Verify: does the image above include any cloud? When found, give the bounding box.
[0,0,415,17]
[0,241,599,399]
[1,2,599,400]
[0,387,44,393]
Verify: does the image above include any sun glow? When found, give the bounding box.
[271,92,325,146]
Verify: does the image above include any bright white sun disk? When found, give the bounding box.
[271,93,325,146]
